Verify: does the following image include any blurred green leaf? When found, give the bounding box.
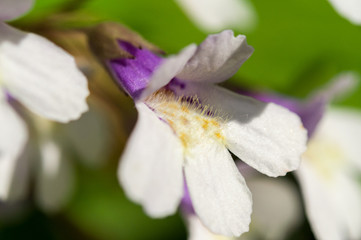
[65,165,186,240]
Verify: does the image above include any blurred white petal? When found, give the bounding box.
[316,108,361,171]
[175,0,257,32]
[64,103,112,167]
[177,30,253,84]
[184,139,251,237]
[297,108,361,240]
[328,0,361,25]
[3,139,37,203]
[119,102,184,217]
[35,140,74,212]
[311,71,359,102]
[243,175,303,240]
[0,23,89,123]
[0,0,33,21]
[0,95,28,200]
[297,159,361,240]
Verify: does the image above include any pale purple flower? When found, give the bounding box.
[110,30,307,236]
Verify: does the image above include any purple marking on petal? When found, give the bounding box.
[158,116,169,124]
[241,91,301,113]
[3,90,17,104]
[109,41,162,99]
[297,96,326,138]
[164,78,187,95]
[5,91,15,102]
[169,78,186,90]
[241,90,327,139]
[180,177,195,214]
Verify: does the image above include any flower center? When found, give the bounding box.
[303,135,345,180]
[146,90,225,153]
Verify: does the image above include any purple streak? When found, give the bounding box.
[109,41,162,99]
[180,178,195,215]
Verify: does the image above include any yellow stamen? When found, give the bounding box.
[146,89,226,152]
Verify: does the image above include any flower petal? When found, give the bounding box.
[186,214,231,240]
[328,0,361,25]
[242,71,358,138]
[184,139,252,237]
[0,0,33,21]
[0,96,28,200]
[62,101,113,167]
[178,84,307,177]
[317,107,361,171]
[109,41,162,99]
[118,102,184,217]
[175,0,257,32]
[297,158,361,240]
[176,30,254,84]
[0,23,89,123]
[139,44,196,100]
[35,140,74,212]
[242,174,303,240]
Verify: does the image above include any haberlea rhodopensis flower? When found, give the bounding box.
[0,0,89,200]
[89,23,307,237]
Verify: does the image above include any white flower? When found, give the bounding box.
[114,30,307,236]
[297,107,361,240]
[175,0,257,32]
[328,0,361,25]
[0,0,89,201]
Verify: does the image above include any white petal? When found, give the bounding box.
[243,175,303,240]
[297,107,361,240]
[6,139,37,202]
[297,159,361,240]
[316,107,361,171]
[175,0,257,32]
[176,30,254,84]
[118,102,184,217]
[63,101,112,167]
[139,44,196,100]
[0,95,28,200]
[184,139,252,237]
[0,0,33,21]
[311,71,359,102]
[0,23,89,123]
[186,214,232,240]
[35,140,74,212]
[328,0,361,25]
[179,84,307,177]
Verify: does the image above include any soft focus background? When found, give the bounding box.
[1,0,361,239]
